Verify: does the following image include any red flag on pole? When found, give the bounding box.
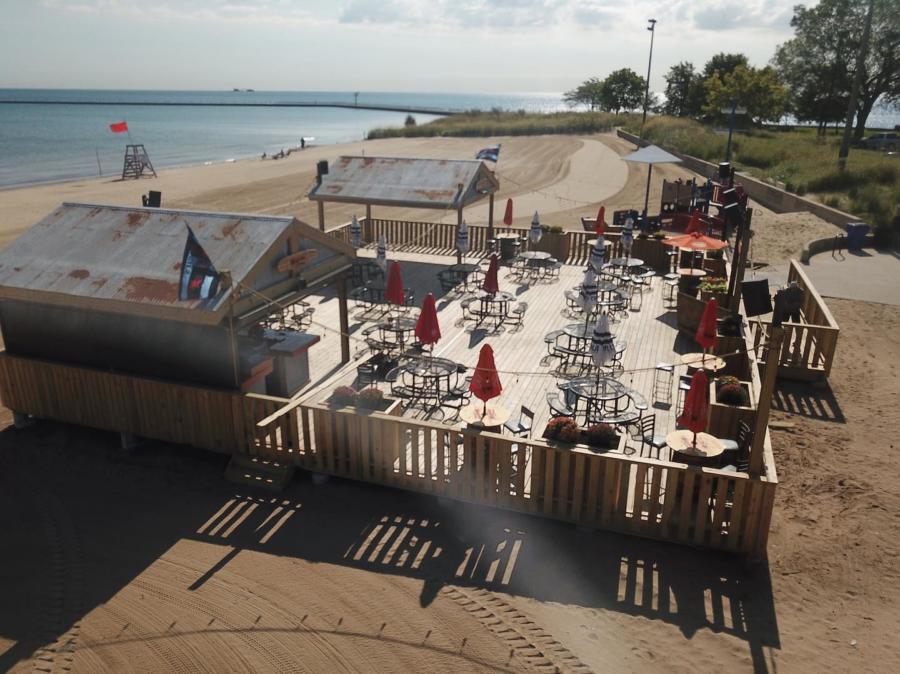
[109,121,129,133]
[503,198,513,226]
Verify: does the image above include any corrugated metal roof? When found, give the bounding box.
[0,203,298,322]
[308,156,499,209]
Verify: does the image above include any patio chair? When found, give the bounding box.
[437,269,459,293]
[637,414,668,460]
[720,420,753,471]
[545,258,562,278]
[546,391,574,417]
[652,362,674,404]
[443,376,472,414]
[544,329,564,356]
[504,405,534,437]
[356,361,379,388]
[509,302,528,328]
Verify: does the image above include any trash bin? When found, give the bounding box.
[845,222,870,251]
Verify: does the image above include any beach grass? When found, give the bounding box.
[367,110,638,139]
[629,116,899,236]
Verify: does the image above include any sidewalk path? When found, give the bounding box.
[803,249,900,306]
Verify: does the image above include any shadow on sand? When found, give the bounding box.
[0,422,781,673]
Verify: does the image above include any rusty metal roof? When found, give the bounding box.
[307,156,500,209]
[0,203,346,324]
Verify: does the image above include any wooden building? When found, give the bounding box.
[0,203,354,399]
[308,156,500,234]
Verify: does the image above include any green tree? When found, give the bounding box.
[563,77,604,110]
[702,53,750,80]
[774,0,900,139]
[662,61,704,117]
[599,68,646,115]
[703,65,788,123]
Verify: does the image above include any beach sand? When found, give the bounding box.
[0,132,894,673]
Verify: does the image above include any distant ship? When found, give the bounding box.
[231,88,255,92]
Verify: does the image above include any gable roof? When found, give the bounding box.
[307,156,500,210]
[0,203,352,325]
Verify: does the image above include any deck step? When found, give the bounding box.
[225,454,294,491]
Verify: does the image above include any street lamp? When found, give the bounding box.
[639,18,657,141]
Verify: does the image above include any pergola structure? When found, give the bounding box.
[308,156,500,237]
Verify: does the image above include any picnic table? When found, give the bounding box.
[469,290,516,326]
[389,357,462,412]
[564,376,646,427]
[374,315,417,356]
[438,263,483,293]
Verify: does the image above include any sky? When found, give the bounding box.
[0,0,806,94]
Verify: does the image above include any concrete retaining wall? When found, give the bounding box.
[616,129,860,228]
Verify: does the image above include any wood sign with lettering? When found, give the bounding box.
[276,249,317,273]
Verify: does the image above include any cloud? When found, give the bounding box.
[39,0,325,25]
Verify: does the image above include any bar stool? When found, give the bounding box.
[653,362,674,404]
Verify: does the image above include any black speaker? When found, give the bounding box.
[741,279,772,317]
[317,160,329,177]
[145,190,161,207]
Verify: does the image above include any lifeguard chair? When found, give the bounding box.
[121,144,157,180]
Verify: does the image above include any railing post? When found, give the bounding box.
[749,324,782,476]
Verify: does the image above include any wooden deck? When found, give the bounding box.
[297,249,730,447]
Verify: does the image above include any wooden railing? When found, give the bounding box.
[328,218,675,269]
[245,400,776,558]
[749,260,840,381]
[0,352,250,453]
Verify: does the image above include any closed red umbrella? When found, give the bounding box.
[503,198,513,226]
[470,344,502,417]
[594,205,606,235]
[685,211,704,234]
[677,369,710,444]
[695,297,718,352]
[482,253,499,295]
[385,261,405,306]
[415,293,441,346]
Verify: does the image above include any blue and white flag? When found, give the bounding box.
[475,144,501,162]
[376,234,387,272]
[350,215,361,249]
[178,225,221,301]
[456,220,469,255]
[589,235,606,273]
[622,216,634,255]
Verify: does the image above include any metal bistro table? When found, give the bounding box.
[566,376,630,418]
[609,257,645,270]
[376,315,417,356]
[449,262,483,292]
[517,250,552,279]
[396,357,459,409]
[561,324,627,367]
[472,290,516,326]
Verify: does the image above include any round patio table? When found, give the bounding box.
[459,402,510,432]
[666,430,724,459]
[680,352,726,372]
[377,315,417,354]
[609,257,645,269]
[397,357,459,404]
[473,290,516,321]
[677,267,707,277]
[448,263,483,291]
[519,251,551,261]
[586,238,613,248]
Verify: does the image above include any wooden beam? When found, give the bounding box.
[456,207,463,265]
[317,200,325,232]
[750,324,782,477]
[365,204,372,244]
[337,275,350,364]
[728,208,753,313]
[488,192,495,240]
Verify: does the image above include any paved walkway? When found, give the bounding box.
[803,249,900,306]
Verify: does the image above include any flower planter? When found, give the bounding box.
[541,428,627,454]
[708,380,756,439]
[325,395,401,416]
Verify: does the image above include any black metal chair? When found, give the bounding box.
[721,420,753,472]
[504,405,534,437]
[637,413,668,459]
[546,391,574,417]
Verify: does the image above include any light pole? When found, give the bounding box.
[639,18,657,141]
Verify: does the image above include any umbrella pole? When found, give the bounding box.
[643,164,653,220]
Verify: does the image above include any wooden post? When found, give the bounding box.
[488,192,495,240]
[728,208,753,313]
[337,276,350,364]
[749,324,782,476]
[456,206,463,265]
[365,204,372,244]
[317,200,325,232]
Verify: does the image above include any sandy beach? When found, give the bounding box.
[1,131,896,673]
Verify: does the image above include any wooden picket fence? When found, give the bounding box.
[749,260,840,381]
[242,398,776,558]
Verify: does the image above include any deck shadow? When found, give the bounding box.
[0,425,780,673]
[772,379,845,423]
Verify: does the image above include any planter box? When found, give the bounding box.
[324,395,402,416]
[533,231,568,261]
[708,380,756,439]
[541,427,627,454]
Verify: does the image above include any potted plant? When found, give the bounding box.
[533,224,568,260]
[330,385,358,407]
[543,416,580,444]
[326,384,399,415]
[698,276,728,302]
[357,386,392,413]
[582,423,621,451]
[708,376,756,438]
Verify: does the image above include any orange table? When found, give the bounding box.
[666,430,724,460]
[459,402,510,432]
[680,352,726,373]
